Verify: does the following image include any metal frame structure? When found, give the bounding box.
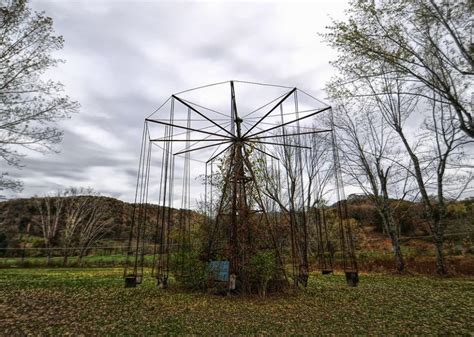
[123,80,358,291]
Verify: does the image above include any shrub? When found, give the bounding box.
[171,249,209,290]
[246,251,277,297]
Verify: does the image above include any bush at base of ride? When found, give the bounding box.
[244,251,277,297]
[171,250,209,290]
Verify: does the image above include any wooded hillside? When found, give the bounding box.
[0,196,202,250]
[1,194,472,252]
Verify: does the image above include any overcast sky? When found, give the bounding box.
[3,0,353,202]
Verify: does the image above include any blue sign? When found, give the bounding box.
[209,260,230,282]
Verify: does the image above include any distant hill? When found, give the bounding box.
[0,194,472,251]
[0,196,202,249]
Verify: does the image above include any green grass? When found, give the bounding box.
[0,254,156,268]
[0,268,472,335]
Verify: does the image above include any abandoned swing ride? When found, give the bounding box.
[124,80,359,293]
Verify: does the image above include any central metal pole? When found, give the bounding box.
[229,81,250,288]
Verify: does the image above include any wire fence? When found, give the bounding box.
[1,238,472,270]
[0,242,200,268]
[0,246,127,268]
[0,228,472,269]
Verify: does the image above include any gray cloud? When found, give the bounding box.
[4,0,350,202]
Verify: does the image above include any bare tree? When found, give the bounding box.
[60,187,95,265]
[76,196,113,265]
[324,0,473,274]
[0,173,20,199]
[256,128,334,283]
[324,0,473,138]
[0,1,79,193]
[300,132,334,211]
[34,191,64,264]
[34,188,114,265]
[301,132,335,270]
[364,72,472,274]
[329,90,410,272]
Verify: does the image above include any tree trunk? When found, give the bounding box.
[434,239,447,275]
[433,225,447,275]
[78,253,84,267]
[388,230,405,273]
[62,250,69,266]
[78,247,87,267]
[379,206,405,273]
[45,240,51,266]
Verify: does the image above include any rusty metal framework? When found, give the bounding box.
[124,80,358,291]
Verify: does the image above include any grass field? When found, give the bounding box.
[0,268,472,335]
